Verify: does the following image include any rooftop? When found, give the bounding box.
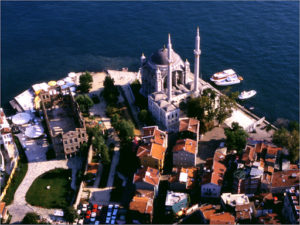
[221,193,250,207]
[165,191,189,213]
[129,195,153,215]
[133,167,160,186]
[209,212,236,224]
[173,138,197,155]
[169,167,198,189]
[179,118,199,134]
[270,170,300,188]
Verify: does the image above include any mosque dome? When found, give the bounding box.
[150,47,182,66]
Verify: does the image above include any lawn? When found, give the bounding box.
[25,168,74,209]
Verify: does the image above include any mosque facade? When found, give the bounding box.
[140,28,202,132]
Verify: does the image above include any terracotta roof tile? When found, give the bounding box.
[129,196,153,215]
[173,139,197,155]
[270,170,300,188]
[179,118,199,134]
[133,167,160,186]
[0,202,6,216]
[210,212,235,224]
[150,143,166,160]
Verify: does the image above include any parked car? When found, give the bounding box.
[112,209,118,216]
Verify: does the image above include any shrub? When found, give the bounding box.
[22,212,40,224]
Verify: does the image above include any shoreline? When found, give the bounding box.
[8,69,276,133]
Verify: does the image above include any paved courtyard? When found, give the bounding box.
[8,131,82,223]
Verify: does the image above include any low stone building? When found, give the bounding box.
[39,86,87,158]
[173,138,197,168]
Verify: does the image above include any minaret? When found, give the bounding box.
[156,67,162,92]
[167,33,173,102]
[194,27,201,95]
[140,53,146,66]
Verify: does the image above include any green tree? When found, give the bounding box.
[75,94,94,114]
[63,206,78,223]
[78,72,93,93]
[22,212,40,224]
[215,95,234,125]
[273,124,299,163]
[138,109,148,123]
[224,122,248,154]
[103,76,119,105]
[118,120,135,142]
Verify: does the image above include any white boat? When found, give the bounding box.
[210,69,236,82]
[214,75,241,86]
[238,90,257,100]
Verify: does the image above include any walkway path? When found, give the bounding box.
[7,157,81,223]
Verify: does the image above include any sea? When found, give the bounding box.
[1,1,299,123]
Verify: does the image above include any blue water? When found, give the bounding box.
[2,1,299,122]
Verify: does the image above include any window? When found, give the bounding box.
[74,138,78,142]
[64,141,68,144]
[82,133,85,137]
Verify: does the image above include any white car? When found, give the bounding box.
[95,221,99,225]
[77,209,81,215]
[91,212,96,217]
[114,204,119,209]
[110,219,115,224]
[107,211,112,217]
[108,204,113,209]
[90,218,96,222]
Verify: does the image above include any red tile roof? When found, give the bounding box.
[133,167,160,186]
[129,196,153,215]
[169,167,198,189]
[210,212,236,224]
[179,118,199,134]
[202,152,227,186]
[173,139,197,155]
[270,170,300,188]
[138,126,167,161]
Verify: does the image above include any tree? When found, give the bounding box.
[75,94,94,114]
[78,72,93,93]
[22,212,40,224]
[103,76,119,105]
[273,123,299,163]
[64,206,77,223]
[215,95,234,125]
[224,122,248,154]
[118,120,135,142]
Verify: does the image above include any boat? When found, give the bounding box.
[214,75,241,86]
[210,69,237,82]
[238,90,257,100]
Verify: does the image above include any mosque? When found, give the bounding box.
[140,28,204,132]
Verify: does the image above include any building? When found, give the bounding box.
[209,212,236,224]
[137,126,167,170]
[262,169,300,193]
[201,149,227,199]
[282,187,300,224]
[173,138,197,167]
[129,190,154,223]
[258,213,281,224]
[178,117,200,142]
[165,191,189,215]
[141,28,204,132]
[221,193,250,207]
[169,167,198,191]
[0,108,18,189]
[133,167,160,194]
[39,86,87,158]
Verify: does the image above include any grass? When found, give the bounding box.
[25,168,74,209]
[3,136,28,205]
